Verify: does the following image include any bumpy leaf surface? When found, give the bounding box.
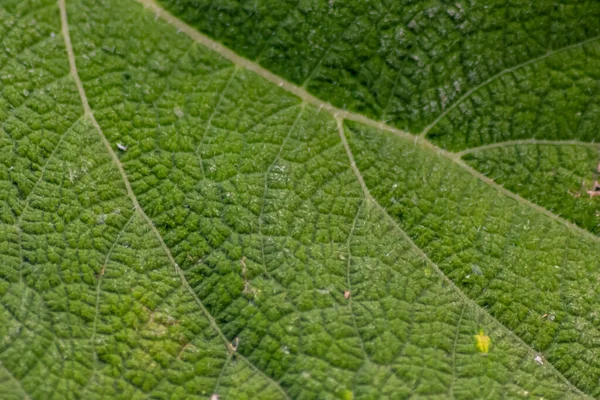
[0,0,599,399]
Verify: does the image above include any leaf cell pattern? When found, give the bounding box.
[0,0,599,399]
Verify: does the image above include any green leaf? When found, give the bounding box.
[463,143,600,235]
[1,0,599,398]
[159,0,600,133]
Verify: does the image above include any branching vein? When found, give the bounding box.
[336,120,585,396]
[42,0,600,397]
[134,0,600,249]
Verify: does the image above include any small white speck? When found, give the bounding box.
[117,143,128,151]
[173,107,184,119]
[534,355,543,365]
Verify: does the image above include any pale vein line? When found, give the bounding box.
[59,0,227,343]
[14,116,82,283]
[448,304,466,399]
[420,34,600,137]
[450,155,600,246]
[336,119,586,397]
[457,139,600,157]
[301,13,362,89]
[344,200,368,361]
[258,105,303,233]
[211,353,232,398]
[194,65,238,180]
[84,212,136,394]
[396,134,600,246]
[58,2,290,398]
[0,361,31,400]
[256,104,303,289]
[133,0,600,248]
[336,117,370,197]
[381,67,403,124]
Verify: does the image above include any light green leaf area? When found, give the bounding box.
[463,144,600,235]
[0,0,599,399]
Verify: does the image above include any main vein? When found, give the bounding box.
[58,1,290,398]
[134,0,600,248]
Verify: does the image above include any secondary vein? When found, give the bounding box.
[420,34,600,138]
[335,119,586,397]
[0,361,31,400]
[456,139,600,157]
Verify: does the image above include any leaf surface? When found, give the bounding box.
[0,0,599,399]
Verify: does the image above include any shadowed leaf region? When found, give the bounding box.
[159,0,600,133]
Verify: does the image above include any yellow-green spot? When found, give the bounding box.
[475,330,491,354]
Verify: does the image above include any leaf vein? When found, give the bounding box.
[135,0,600,246]
[0,361,31,400]
[82,212,136,395]
[457,139,600,157]
[419,35,600,138]
[336,118,586,397]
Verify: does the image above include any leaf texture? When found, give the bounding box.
[159,0,600,133]
[0,0,599,399]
